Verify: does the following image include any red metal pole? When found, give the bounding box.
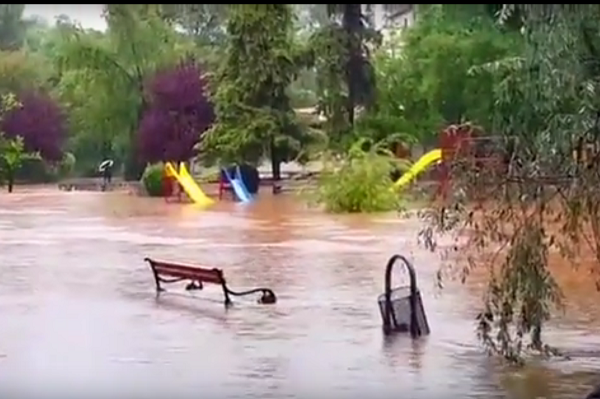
[218,174,224,200]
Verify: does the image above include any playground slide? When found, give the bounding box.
[392,149,442,190]
[222,167,253,203]
[165,162,214,207]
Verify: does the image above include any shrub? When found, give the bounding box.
[141,163,165,197]
[14,158,53,182]
[313,139,407,213]
[14,152,77,183]
[58,152,76,178]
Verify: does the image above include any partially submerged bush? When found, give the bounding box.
[141,163,165,197]
[14,158,53,183]
[58,152,76,178]
[12,153,76,183]
[314,140,407,213]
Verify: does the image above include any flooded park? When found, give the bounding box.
[1,187,599,398]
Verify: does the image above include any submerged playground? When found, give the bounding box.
[3,3,600,397]
[2,124,599,398]
[151,123,501,208]
[157,147,442,206]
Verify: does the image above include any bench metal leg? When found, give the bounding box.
[145,258,165,293]
[222,283,232,307]
[152,270,163,292]
[185,281,203,291]
[225,286,277,305]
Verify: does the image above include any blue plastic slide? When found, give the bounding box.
[222,165,253,203]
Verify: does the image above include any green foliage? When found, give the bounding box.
[55,5,194,180]
[201,4,311,173]
[0,5,29,51]
[314,139,405,213]
[0,92,37,191]
[0,134,26,168]
[14,158,54,183]
[303,4,519,153]
[58,152,76,178]
[308,24,352,139]
[377,5,522,144]
[0,135,40,191]
[420,4,600,364]
[0,50,51,92]
[158,4,228,46]
[307,5,380,144]
[141,162,165,197]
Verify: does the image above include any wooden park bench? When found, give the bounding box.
[144,258,277,307]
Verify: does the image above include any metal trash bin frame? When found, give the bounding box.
[379,254,430,338]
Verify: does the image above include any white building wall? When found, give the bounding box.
[362,4,415,38]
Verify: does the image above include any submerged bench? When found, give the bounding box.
[144,258,277,307]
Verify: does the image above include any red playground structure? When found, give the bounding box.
[162,166,183,202]
[436,123,506,199]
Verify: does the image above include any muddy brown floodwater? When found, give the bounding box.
[1,188,599,398]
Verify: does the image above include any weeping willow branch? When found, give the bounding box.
[420,4,600,361]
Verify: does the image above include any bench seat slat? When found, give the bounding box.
[150,261,224,285]
[153,263,220,277]
[155,267,222,284]
[151,261,214,274]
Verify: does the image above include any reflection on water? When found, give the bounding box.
[0,189,598,398]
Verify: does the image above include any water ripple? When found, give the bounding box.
[0,190,597,398]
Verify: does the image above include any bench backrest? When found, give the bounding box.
[145,258,225,285]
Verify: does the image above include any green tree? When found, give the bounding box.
[157,4,228,72]
[0,50,49,93]
[286,5,329,109]
[390,5,522,144]
[55,5,190,179]
[0,135,38,192]
[307,4,380,148]
[201,4,309,184]
[159,4,228,47]
[0,93,37,192]
[0,5,30,50]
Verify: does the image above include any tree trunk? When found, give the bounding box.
[7,168,14,193]
[342,4,364,128]
[123,100,147,181]
[269,137,282,194]
[123,152,145,181]
[347,100,355,127]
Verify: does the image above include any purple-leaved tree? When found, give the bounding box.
[2,90,67,162]
[137,61,214,164]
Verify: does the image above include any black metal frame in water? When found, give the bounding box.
[586,385,600,399]
[379,254,430,338]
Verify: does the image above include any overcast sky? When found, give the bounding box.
[24,4,106,31]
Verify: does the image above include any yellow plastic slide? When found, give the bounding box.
[164,162,215,207]
[392,149,442,190]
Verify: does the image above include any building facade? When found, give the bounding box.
[362,4,415,34]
